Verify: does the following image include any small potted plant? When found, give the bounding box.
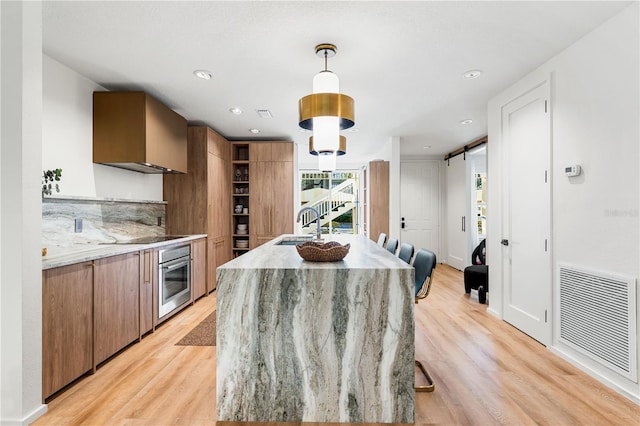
[42,168,62,197]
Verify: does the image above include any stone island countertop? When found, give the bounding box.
[216,234,415,423]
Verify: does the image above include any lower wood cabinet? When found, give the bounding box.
[93,252,140,365]
[42,242,199,400]
[139,249,157,336]
[191,238,207,300]
[42,262,94,400]
[208,236,232,292]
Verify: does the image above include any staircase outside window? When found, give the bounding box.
[299,171,361,236]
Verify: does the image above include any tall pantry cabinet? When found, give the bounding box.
[163,126,232,294]
[249,142,295,248]
[368,160,390,242]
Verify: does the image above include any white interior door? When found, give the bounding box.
[446,154,467,270]
[400,161,440,259]
[502,82,551,345]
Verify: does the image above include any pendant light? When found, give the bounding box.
[318,153,337,172]
[309,135,346,156]
[298,43,355,157]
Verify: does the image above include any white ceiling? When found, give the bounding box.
[42,1,631,163]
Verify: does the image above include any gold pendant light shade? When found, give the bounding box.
[309,135,346,156]
[298,43,355,165]
[298,93,355,131]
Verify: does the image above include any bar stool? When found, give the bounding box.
[413,248,436,392]
[398,243,414,264]
[386,237,398,255]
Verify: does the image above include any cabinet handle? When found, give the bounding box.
[146,251,152,284]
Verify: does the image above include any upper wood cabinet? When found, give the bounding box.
[93,91,188,173]
[42,262,94,400]
[250,142,294,162]
[164,127,231,292]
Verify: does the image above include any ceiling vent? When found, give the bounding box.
[256,109,274,119]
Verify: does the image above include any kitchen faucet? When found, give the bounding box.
[296,207,322,241]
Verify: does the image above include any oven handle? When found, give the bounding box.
[161,259,190,271]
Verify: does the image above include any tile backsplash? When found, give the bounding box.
[43,196,166,248]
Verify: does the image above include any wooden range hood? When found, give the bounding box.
[93,91,188,174]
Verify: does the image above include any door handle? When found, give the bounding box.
[501,239,509,246]
[462,216,466,232]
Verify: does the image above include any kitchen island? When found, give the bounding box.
[216,234,415,423]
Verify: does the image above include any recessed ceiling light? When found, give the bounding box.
[229,107,243,115]
[193,69,212,80]
[460,119,473,125]
[423,145,432,149]
[249,128,260,134]
[462,70,482,79]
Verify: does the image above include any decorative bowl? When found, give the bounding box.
[295,241,350,262]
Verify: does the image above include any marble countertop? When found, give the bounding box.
[216,233,415,423]
[42,234,207,270]
[219,234,413,271]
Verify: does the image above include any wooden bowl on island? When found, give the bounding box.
[295,241,350,262]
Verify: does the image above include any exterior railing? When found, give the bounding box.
[299,178,356,229]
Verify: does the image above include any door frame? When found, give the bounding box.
[400,159,442,261]
[501,80,552,345]
[486,71,552,322]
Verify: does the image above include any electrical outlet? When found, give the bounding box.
[157,216,162,226]
[74,218,83,233]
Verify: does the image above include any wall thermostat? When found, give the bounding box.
[564,165,581,177]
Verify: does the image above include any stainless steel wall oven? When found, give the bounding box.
[158,244,191,319]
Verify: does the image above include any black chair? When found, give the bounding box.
[464,239,489,304]
[397,243,414,264]
[413,248,436,392]
[386,237,398,255]
[376,232,387,247]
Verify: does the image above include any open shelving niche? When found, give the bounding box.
[232,143,250,256]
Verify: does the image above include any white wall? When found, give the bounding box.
[487,3,639,402]
[42,55,163,200]
[1,2,48,424]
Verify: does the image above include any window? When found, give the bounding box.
[299,171,361,235]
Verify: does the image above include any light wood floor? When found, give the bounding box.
[33,264,640,425]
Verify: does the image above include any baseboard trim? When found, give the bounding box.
[486,307,501,319]
[0,403,48,426]
[549,346,640,405]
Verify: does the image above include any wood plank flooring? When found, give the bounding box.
[33,264,640,425]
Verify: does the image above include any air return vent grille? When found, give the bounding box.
[558,264,637,382]
[255,109,273,119]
